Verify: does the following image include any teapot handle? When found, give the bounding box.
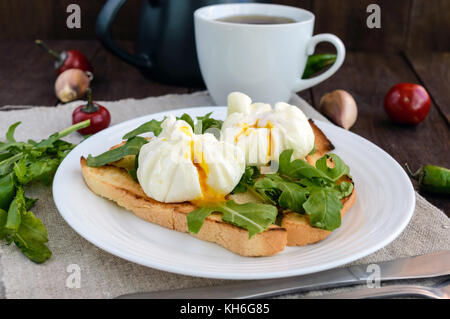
[96,0,153,69]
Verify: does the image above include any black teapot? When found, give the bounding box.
[96,0,267,86]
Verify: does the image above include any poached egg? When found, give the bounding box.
[221,92,315,166]
[137,116,245,204]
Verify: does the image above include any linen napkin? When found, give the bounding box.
[0,91,448,299]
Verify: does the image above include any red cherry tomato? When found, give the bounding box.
[384,83,431,125]
[57,49,94,75]
[35,40,93,74]
[72,89,110,135]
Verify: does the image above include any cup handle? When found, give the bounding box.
[292,34,346,92]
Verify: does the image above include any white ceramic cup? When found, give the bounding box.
[194,3,345,105]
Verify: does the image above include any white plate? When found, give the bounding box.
[53,106,415,280]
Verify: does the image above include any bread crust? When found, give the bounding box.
[80,158,287,257]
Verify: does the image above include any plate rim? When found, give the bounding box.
[53,106,415,280]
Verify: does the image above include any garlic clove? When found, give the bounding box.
[319,90,358,130]
[55,68,91,103]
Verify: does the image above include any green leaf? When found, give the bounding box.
[34,120,90,150]
[86,136,149,167]
[13,156,60,185]
[126,150,140,183]
[13,157,28,183]
[315,154,350,182]
[6,122,21,143]
[303,189,342,231]
[278,149,331,181]
[332,181,354,199]
[177,114,195,131]
[122,118,165,140]
[0,152,13,162]
[253,177,281,205]
[0,152,23,176]
[0,121,86,263]
[275,181,308,213]
[24,196,38,210]
[231,166,260,194]
[28,158,60,185]
[255,175,308,213]
[187,200,278,238]
[5,187,26,234]
[196,112,223,134]
[0,208,7,240]
[0,173,16,211]
[13,210,51,263]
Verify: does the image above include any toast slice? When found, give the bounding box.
[80,119,355,256]
[282,119,357,246]
[80,158,287,256]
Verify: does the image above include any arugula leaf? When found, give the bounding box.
[0,208,7,240]
[122,118,165,140]
[13,157,28,183]
[177,114,195,131]
[0,121,89,263]
[13,156,60,185]
[24,195,38,210]
[303,189,342,231]
[0,152,24,176]
[278,149,331,181]
[253,177,281,205]
[6,122,21,143]
[13,210,51,263]
[254,175,308,213]
[0,152,13,162]
[34,120,90,150]
[270,176,308,213]
[126,149,141,183]
[332,181,354,199]
[315,154,350,182]
[5,187,26,234]
[0,173,16,211]
[196,112,223,134]
[86,136,149,167]
[28,158,60,185]
[231,166,260,194]
[187,200,277,238]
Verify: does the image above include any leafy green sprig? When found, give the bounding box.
[86,112,223,169]
[0,120,90,263]
[229,149,353,231]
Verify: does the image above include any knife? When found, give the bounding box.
[116,250,450,299]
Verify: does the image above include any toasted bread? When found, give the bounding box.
[80,119,355,256]
[80,158,287,256]
[282,120,356,246]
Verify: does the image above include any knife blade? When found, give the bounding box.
[116,250,450,299]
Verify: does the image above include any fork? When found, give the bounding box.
[310,279,450,299]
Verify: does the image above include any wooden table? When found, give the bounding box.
[1,40,449,214]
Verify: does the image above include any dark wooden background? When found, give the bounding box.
[0,0,449,214]
[1,0,449,51]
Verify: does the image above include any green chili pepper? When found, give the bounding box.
[405,163,450,195]
[302,54,337,79]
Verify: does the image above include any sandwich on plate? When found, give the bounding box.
[81,92,356,257]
